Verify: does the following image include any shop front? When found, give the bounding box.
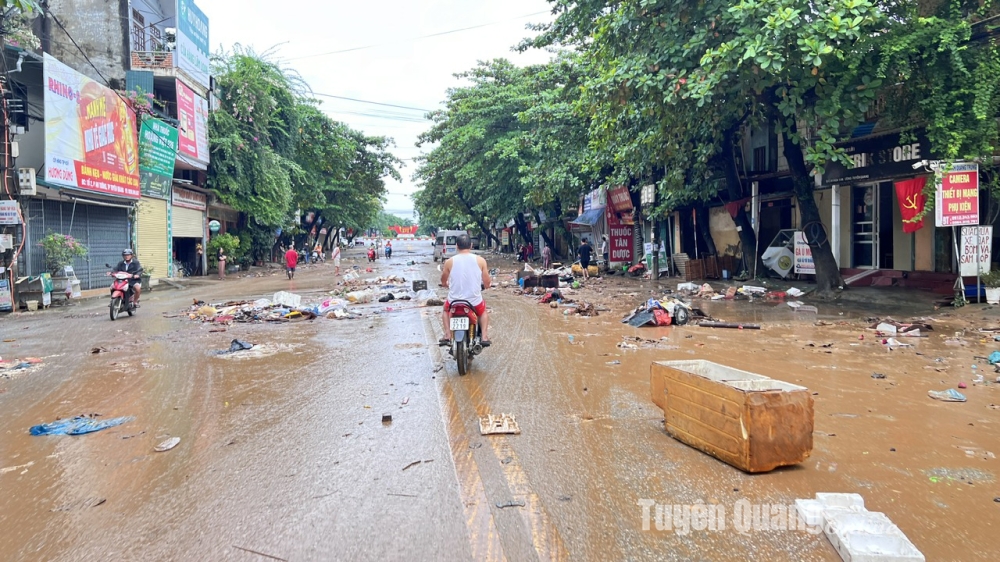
[819,130,938,272]
[606,185,635,268]
[171,186,207,276]
[570,187,608,254]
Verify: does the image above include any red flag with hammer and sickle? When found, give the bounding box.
[894,177,927,233]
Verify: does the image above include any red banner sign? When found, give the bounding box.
[608,185,633,213]
[606,206,634,264]
[936,163,979,227]
[894,177,927,233]
[389,225,419,235]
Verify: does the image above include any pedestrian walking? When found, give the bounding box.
[195,243,204,276]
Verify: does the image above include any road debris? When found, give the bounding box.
[698,321,761,330]
[402,459,433,471]
[495,500,526,509]
[228,339,254,353]
[479,413,521,435]
[30,415,133,436]
[795,493,923,562]
[382,414,392,424]
[155,437,181,452]
[51,497,106,512]
[232,545,288,561]
[928,389,967,402]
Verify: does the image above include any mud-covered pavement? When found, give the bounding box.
[2,243,999,561]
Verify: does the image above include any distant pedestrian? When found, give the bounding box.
[542,244,551,269]
[600,235,609,270]
[527,242,534,262]
[195,243,204,276]
[578,239,593,280]
[332,244,342,275]
[217,246,227,280]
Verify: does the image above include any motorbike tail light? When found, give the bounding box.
[451,304,469,316]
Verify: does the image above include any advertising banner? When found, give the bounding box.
[0,200,20,225]
[43,54,140,199]
[139,118,178,199]
[959,226,992,277]
[176,0,210,90]
[176,79,209,164]
[608,185,633,213]
[935,163,979,227]
[606,205,634,264]
[793,232,815,275]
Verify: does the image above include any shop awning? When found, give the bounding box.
[570,207,605,228]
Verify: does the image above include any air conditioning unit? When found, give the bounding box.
[18,167,37,196]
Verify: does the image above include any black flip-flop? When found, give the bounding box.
[438,338,451,346]
[480,341,491,348]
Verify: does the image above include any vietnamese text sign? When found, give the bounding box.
[959,226,992,277]
[139,118,178,199]
[176,0,210,89]
[176,80,210,164]
[43,54,140,199]
[936,163,979,227]
[606,206,634,264]
[172,187,207,211]
[793,231,815,275]
[608,185,633,213]
[0,200,20,225]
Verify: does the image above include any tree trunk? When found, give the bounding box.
[695,204,717,256]
[721,129,763,276]
[780,124,846,295]
[455,189,500,246]
[513,213,532,246]
[535,209,557,257]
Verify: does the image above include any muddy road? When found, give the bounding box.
[1,243,998,561]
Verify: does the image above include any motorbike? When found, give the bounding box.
[105,267,138,321]
[446,300,485,376]
[367,248,376,262]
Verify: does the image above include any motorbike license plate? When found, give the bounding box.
[450,317,470,331]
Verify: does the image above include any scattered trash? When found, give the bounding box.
[990,351,1000,365]
[606,360,621,365]
[228,339,254,353]
[883,338,912,349]
[496,499,526,509]
[928,389,967,402]
[51,497,106,512]
[786,287,805,297]
[382,414,392,424]
[90,347,106,354]
[699,321,760,330]
[30,415,133,436]
[479,413,521,435]
[154,437,181,452]
[402,459,432,471]
[871,373,886,379]
[958,382,967,389]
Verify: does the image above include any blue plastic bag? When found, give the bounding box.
[989,351,1000,365]
[30,416,133,436]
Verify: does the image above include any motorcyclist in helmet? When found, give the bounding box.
[113,249,143,306]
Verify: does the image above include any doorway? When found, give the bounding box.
[851,182,894,269]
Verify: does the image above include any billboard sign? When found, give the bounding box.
[176,0,210,89]
[959,226,991,277]
[139,118,178,199]
[176,79,209,165]
[935,163,979,227]
[606,205,634,264]
[43,54,140,199]
[793,232,815,275]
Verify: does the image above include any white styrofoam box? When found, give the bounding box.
[794,499,825,527]
[825,511,897,559]
[272,291,301,308]
[839,530,925,562]
[816,493,866,510]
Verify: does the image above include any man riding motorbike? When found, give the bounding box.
[111,249,143,306]
[439,234,491,347]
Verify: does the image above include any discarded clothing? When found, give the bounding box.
[928,389,967,402]
[229,339,254,353]
[30,416,133,436]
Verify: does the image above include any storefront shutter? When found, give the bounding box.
[172,206,204,238]
[137,197,169,280]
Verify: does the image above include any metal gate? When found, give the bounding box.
[172,206,204,238]
[24,199,131,290]
[137,197,169,281]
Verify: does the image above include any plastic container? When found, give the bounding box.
[26,300,38,311]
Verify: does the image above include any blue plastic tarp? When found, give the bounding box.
[30,416,133,436]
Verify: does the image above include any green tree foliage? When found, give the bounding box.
[208,47,402,261]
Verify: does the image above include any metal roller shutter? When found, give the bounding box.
[137,197,169,280]
[172,206,204,238]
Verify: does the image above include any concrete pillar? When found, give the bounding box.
[831,184,841,266]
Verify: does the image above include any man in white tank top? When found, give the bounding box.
[440,234,492,346]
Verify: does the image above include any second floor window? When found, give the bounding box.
[131,9,146,51]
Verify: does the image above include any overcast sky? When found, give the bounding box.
[208,0,556,222]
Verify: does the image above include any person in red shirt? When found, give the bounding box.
[284,244,299,279]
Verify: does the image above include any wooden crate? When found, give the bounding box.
[686,259,704,281]
[704,256,720,279]
[650,360,814,473]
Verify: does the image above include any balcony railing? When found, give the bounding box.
[131,51,174,70]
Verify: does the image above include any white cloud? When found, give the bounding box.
[208,0,555,222]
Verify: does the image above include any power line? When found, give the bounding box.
[286,10,550,61]
[312,92,433,113]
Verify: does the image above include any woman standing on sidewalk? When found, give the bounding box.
[332,243,342,275]
[217,246,227,280]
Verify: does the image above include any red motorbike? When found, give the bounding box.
[106,269,137,321]
[447,300,484,376]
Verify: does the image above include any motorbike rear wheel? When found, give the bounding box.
[110,297,121,321]
[456,338,468,376]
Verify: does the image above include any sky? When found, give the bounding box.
[207,0,557,223]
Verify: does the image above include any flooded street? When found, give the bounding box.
[2,243,999,561]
